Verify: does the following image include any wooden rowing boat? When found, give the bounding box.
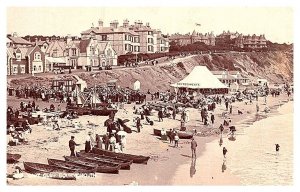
[63,156,120,174]
[23,162,76,180]
[92,148,150,164]
[77,151,133,170]
[7,153,21,164]
[153,128,194,139]
[47,158,97,173]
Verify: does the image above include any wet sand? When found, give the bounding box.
[6,93,293,185]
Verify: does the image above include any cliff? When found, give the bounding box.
[8,51,293,92]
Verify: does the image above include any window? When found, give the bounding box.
[134,37,139,43]
[102,35,108,41]
[13,67,17,72]
[125,35,127,41]
[107,49,112,57]
[43,45,47,49]
[38,66,42,71]
[52,48,58,57]
[16,53,21,61]
[90,46,95,55]
[34,52,41,60]
[90,59,93,65]
[33,66,37,71]
[125,44,128,51]
[71,59,76,66]
[21,67,25,73]
[93,59,98,66]
[72,48,76,56]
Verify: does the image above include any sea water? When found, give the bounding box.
[172,101,293,185]
[227,101,293,185]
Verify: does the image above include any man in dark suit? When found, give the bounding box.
[69,136,79,156]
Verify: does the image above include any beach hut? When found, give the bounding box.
[133,80,141,91]
[171,66,228,94]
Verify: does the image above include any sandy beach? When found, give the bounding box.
[6,92,293,185]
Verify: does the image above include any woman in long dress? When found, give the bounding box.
[85,134,92,152]
[95,134,102,149]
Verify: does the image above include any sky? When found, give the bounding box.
[7,7,293,43]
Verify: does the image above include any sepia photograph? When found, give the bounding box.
[2,0,298,190]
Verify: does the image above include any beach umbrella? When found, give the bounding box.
[117,131,127,136]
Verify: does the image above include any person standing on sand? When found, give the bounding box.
[95,134,102,149]
[191,138,198,158]
[174,133,179,148]
[211,113,215,126]
[219,124,224,135]
[69,136,79,156]
[223,147,228,158]
[158,108,163,122]
[256,103,259,113]
[102,132,110,150]
[136,117,141,133]
[85,133,92,153]
[172,108,176,120]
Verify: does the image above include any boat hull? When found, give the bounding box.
[92,148,150,164]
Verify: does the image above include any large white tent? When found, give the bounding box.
[171,66,228,93]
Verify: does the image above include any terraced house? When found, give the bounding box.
[169,30,215,46]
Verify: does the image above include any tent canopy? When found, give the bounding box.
[46,56,66,64]
[171,66,228,89]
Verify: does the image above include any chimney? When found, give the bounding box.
[157,29,161,36]
[67,34,72,44]
[123,19,129,28]
[110,20,119,29]
[35,37,38,45]
[98,19,103,28]
[12,32,18,37]
[146,22,150,27]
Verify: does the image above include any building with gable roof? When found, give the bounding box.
[66,38,118,71]
[7,32,33,47]
[7,44,45,75]
[235,34,267,49]
[81,19,169,55]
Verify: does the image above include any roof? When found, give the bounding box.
[18,47,30,58]
[7,37,12,43]
[171,66,228,89]
[36,40,47,46]
[26,46,35,56]
[46,40,67,54]
[79,39,91,53]
[81,27,139,36]
[8,36,33,45]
